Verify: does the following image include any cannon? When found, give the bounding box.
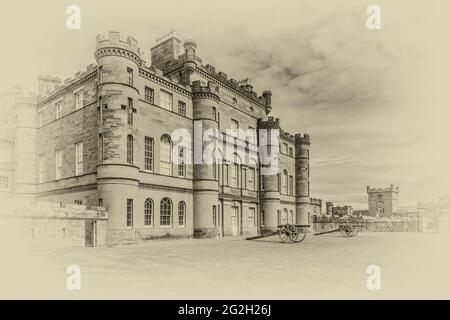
[245,224,310,243]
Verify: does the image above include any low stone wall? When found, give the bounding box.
[0,200,108,248]
[311,219,420,233]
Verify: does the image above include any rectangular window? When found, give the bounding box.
[178,146,185,177]
[231,118,239,130]
[0,176,9,190]
[289,175,293,195]
[74,200,83,205]
[213,205,217,227]
[261,175,265,191]
[38,153,44,183]
[55,101,63,119]
[261,210,265,226]
[127,135,133,164]
[126,199,133,227]
[289,147,293,157]
[242,169,247,189]
[75,90,84,110]
[98,198,103,207]
[249,208,256,227]
[145,86,154,104]
[231,164,239,188]
[160,90,173,111]
[212,107,217,120]
[248,168,255,191]
[144,136,154,171]
[75,142,83,175]
[55,149,62,179]
[282,142,288,154]
[127,68,133,86]
[178,101,186,116]
[160,137,172,176]
[127,98,133,125]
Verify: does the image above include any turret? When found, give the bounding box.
[295,133,311,224]
[180,40,197,85]
[94,32,141,229]
[192,80,220,237]
[262,90,272,115]
[258,116,281,230]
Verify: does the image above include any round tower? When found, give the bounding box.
[94,32,141,231]
[258,116,281,231]
[192,80,220,238]
[295,133,311,225]
[14,91,39,200]
[181,40,197,85]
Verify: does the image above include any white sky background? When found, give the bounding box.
[0,0,449,209]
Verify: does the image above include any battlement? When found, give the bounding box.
[258,116,280,130]
[280,129,295,141]
[367,185,400,194]
[295,133,311,145]
[96,31,140,55]
[191,80,220,102]
[310,198,322,206]
[38,64,97,104]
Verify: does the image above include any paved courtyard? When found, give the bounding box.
[2,232,450,299]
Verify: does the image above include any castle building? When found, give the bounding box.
[0,32,312,243]
[367,185,399,217]
[310,198,322,217]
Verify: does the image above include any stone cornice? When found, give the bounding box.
[94,46,142,66]
[139,183,193,193]
[139,68,192,98]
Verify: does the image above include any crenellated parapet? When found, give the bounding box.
[192,80,220,103]
[95,31,142,66]
[367,185,399,194]
[258,116,280,130]
[295,133,311,147]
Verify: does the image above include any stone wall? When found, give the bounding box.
[0,200,108,249]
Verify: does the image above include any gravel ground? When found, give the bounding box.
[1,232,449,299]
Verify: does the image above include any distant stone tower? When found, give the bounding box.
[192,80,220,237]
[94,32,142,229]
[14,90,39,200]
[326,201,333,216]
[367,185,399,217]
[295,134,311,224]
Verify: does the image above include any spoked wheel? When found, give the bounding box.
[294,228,307,243]
[279,225,297,243]
[340,225,354,237]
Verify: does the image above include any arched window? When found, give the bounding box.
[178,201,186,227]
[282,208,289,224]
[127,134,133,164]
[144,198,153,226]
[282,169,288,194]
[98,134,103,164]
[290,210,294,224]
[160,135,172,175]
[160,197,172,226]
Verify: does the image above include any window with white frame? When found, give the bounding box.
[178,201,186,227]
[160,198,172,226]
[231,164,239,188]
[282,169,288,194]
[178,101,186,116]
[289,175,293,195]
[126,199,133,227]
[282,142,288,154]
[55,101,63,119]
[0,176,9,190]
[177,146,185,177]
[248,167,255,191]
[160,90,173,111]
[38,153,44,183]
[249,207,256,227]
[144,198,153,226]
[75,142,83,175]
[98,134,103,164]
[144,86,154,104]
[55,149,62,179]
[75,89,84,110]
[212,205,217,227]
[127,135,133,164]
[127,98,133,126]
[160,135,172,175]
[127,67,133,86]
[144,136,154,171]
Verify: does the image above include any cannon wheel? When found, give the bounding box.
[279,225,297,243]
[340,225,354,237]
[294,227,307,243]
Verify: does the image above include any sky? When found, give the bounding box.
[0,0,449,209]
